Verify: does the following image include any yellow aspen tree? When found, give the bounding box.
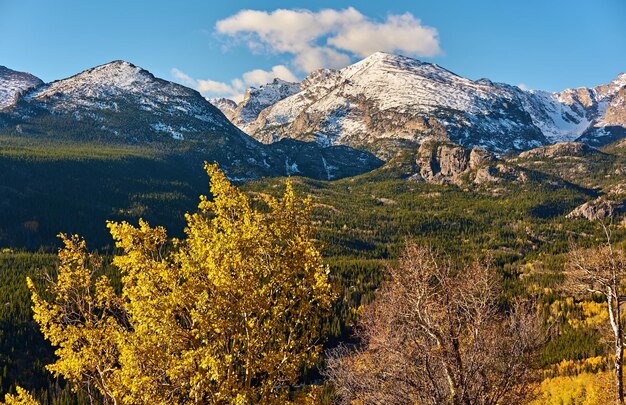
[28,234,124,402]
[28,163,334,404]
[2,387,39,405]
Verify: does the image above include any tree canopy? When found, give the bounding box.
[27,163,334,404]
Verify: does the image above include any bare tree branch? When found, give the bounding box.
[325,242,543,405]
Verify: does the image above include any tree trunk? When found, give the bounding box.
[617,339,624,405]
[609,290,624,404]
[616,301,624,405]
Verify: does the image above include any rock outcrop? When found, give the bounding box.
[567,198,626,220]
[403,141,525,186]
[567,182,626,221]
[412,142,493,184]
[517,142,598,159]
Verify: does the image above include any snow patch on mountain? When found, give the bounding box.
[517,90,591,143]
[218,79,302,134]
[150,122,185,140]
[0,66,44,109]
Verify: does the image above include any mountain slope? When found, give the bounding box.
[230,79,301,132]
[518,73,626,145]
[229,53,625,157]
[575,73,626,146]
[0,66,43,109]
[21,60,241,141]
[510,141,626,192]
[237,52,547,157]
[0,61,381,180]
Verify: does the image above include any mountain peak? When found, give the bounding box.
[210,97,237,120]
[612,72,626,88]
[103,59,135,66]
[363,51,395,60]
[0,65,44,82]
[238,52,546,154]
[18,59,240,141]
[345,52,457,84]
[232,78,301,127]
[363,51,418,62]
[268,77,295,86]
[27,60,167,105]
[70,60,150,82]
[360,51,427,66]
[250,77,299,94]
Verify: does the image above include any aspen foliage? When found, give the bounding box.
[532,371,615,405]
[1,387,39,405]
[28,163,334,404]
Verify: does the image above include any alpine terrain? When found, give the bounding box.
[0,66,44,109]
[0,61,381,180]
[215,52,626,159]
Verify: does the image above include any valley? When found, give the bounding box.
[0,52,625,403]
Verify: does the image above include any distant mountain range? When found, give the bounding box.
[1,54,624,180]
[2,57,626,248]
[214,52,626,159]
[0,62,381,180]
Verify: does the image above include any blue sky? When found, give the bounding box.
[1,0,624,99]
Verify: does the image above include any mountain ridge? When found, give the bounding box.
[0,61,382,181]
[213,52,626,158]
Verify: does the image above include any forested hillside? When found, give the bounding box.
[3,133,626,402]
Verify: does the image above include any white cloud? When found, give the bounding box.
[242,65,298,87]
[171,64,298,102]
[231,78,244,90]
[327,13,441,58]
[172,8,442,102]
[216,8,361,54]
[294,47,352,71]
[517,83,530,91]
[195,79,236,95]
[216,7,441,72]
[171,68,196,86]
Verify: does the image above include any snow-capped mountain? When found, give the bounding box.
[226,52,625,158]
[0,66,43,109]
[515,73,626,146]
[21,60,235,142]
[213,78,301,134]
[229,52,546,157]
[0,61,381,180]
[209,97,237,120]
